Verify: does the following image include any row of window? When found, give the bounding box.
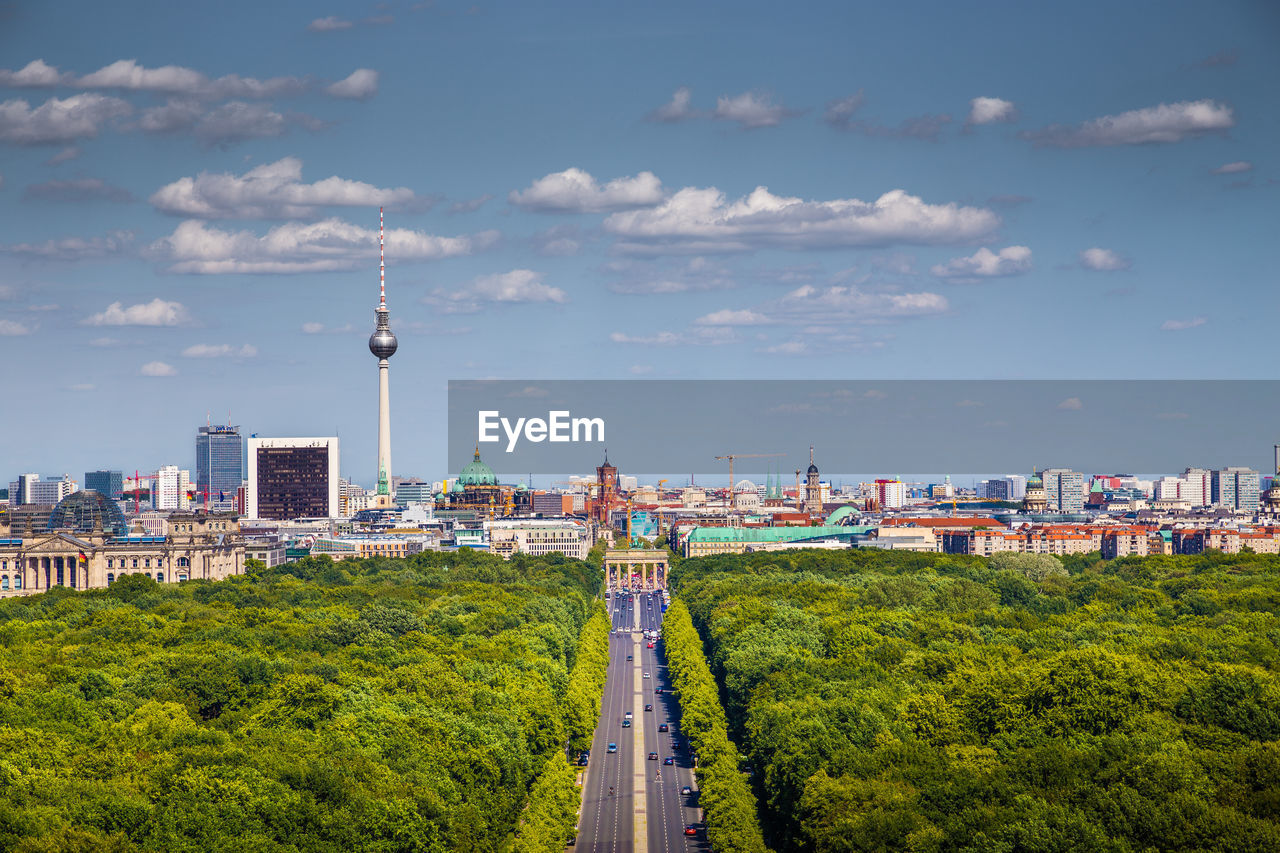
[0,576,22,590]
[103,556,191,569]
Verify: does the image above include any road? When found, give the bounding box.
[572,590,707,852]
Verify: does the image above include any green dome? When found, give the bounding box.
[1027,472,1043,487]
[458,448,498,486]
[451,480,464,494]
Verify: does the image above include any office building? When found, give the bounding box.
[1212,467,1260,512]
[153,466,191,511]
[1042,469,1085,512]
[196,424,244,511]
[247,437,340,520]
[84,470,124,502]
[7,473,39,505]
[1181,468,1213,507]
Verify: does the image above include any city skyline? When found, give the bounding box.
[1,2,1277,478]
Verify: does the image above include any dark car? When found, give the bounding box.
[663,757,674,765]
[645,704,653,711]
[577,751,589,766]
[684,825,698,837]
[647,752,658,760]
[655,687,663,694]
[626,654,633,661]
[681,785,692,795]
[658,723,669,732]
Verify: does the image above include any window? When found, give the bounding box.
[178,557,190,568]
[107,573,114,585]
[156,572,164,583]
[178,573,189,582]
[106,558,113,568]
[13,576,20,590]
[1,576,8,590]
[144,558,151,568]
[132,558,138,568]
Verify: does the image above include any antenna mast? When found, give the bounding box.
[379,206,385,307]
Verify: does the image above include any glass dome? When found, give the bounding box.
[47,490,130,537]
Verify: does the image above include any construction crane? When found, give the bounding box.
[714,453,784,504]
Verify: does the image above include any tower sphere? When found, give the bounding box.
[369,311,398,358]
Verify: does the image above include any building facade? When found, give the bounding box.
[0,509,244,598]
[196,424,244,512]
[246,437,340,519]
[84,470,124,501]
[1042,469,1085,512]
[1212,467,1260,512]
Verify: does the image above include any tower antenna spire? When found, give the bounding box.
[379,206,385,306]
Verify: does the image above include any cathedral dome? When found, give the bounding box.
[807,463,819,475]
[458,449,498,486]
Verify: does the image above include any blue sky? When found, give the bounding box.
[0,1,1276,485]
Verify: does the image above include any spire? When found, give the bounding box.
[379,206,385,307]
[810,444,814,464]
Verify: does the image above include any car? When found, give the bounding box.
[664,757,674,765]
[577,751,589,766]
[647,643,655,649]
[607,743,617,753]
[643,672,650,678]
[647,751,658,760]
[625,710,633,719]
[658,723,669,732]
[626,655,633,661]
[644,704,653,711]
[656,687,663,694]
[681,785,692,796]
[622,719,631,727]
[684,825,698,837]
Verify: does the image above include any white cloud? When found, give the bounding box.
[137,99,203,133]
[182,343,258,358]
[712,91,797,129]
[151,218,497,274]
[300,322,353,335]
[609,327,736,346]
[1023,99,1233,147]
[770,284,949,323]
[510,167,664,213]
[23,177,132,202]
[606,187,998,254]
[75,59,307,99]
[0,319,31,335]
[606,256,735,294]
[1079,247,1130,271]
[1161,316,1207,331]
[0,94,131,144]
[326,68,378,99]
[1058,397,1083,410]
[5,229,134,260]
[308,16,354,31]
[649,87,695,122]
[86,298,190,327]
[694,308,772,326]
[1211,161,1252,175]
[140,361,177,377]
[968,97,1017,125]
[150,157,418,219]
[931,245,1032,280]
[138,100,326,145]
[0,59,68,87]
[432,269,566,313]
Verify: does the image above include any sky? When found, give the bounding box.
[0,1,1276,487]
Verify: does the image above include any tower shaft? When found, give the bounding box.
[368,206,398,502]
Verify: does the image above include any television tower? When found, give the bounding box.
[368,207,398,504]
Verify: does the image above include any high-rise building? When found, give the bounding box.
[246,437,340,520]
[875,479,906,510]
[84,470,124,501]
[1042,468,1084,512]
[1212,467,1259,512]
[153,466,192,511]
[368,208,398,507]
[7,473,40,505]
[395,479,434,504]
[196,424,244,511]
[1181,468,1213,507]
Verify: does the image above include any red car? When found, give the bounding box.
[647,642,655,649]
[684,825,698,837]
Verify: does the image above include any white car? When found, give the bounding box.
[643,672,651,679]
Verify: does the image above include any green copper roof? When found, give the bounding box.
[457,448,498,486]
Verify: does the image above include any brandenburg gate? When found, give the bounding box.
[603,548,669,592]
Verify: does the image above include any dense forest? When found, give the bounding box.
[671,548,1280,853]
[0,550,604,852]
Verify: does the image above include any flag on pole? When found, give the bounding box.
[78,551,88,564]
